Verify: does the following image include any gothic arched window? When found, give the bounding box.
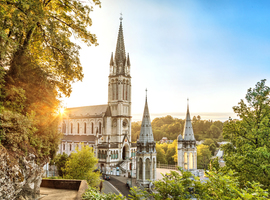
[91,123,94,134]
[139,158,143,179]
[99,122,101,134]
[116,80,118,99]
[77,123,80,134]
[71,123,73,134]
[146,158,150,179]
[189,153,193,169]
[126,83,128,100]
[116,151,118,159]
[62,122,66,133]
[84,123,86,134]
[184,152,188,170]
[153,158,156,180]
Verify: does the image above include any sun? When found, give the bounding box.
[59,107,65,115]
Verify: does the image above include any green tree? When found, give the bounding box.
[209,124,221,139]
[156,144,167,164]
[201,170,268,199]
[209,143,217,156]
[83,186,125,200]
[222,79,270,190]
[1,0,101,96]
[166,140,177,164]
[197,144,212,169]
[52,153,69,177]
[128,168,268,199]
[64,145,100,187]
[203,138,215,146]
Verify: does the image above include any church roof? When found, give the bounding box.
[138,94,155,143]
[178,100,196,141]
[62,135,96,142]
[64,104,109,118]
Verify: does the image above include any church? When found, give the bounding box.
[58,16,197,183]
[58,17,137,175]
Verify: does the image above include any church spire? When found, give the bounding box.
[183,99,195,141]
[110,52,114,66]
[139,90,155,143]
[127,53,130,67]
[114,14,126,74]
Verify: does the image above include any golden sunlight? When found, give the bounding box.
[59,107,65,115]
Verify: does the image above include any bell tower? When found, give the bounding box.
[178,99,197,172]
[136,90,157,187]
[108,15,132,152]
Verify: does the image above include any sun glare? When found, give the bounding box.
[60,107,65,115]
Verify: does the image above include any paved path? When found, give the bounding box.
[109,176,131,197]
[102,180,121,195]
[156,168,181,180]
[39,187,78,200]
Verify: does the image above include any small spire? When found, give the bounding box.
[110,52,114,66]
[187,98,189,113]
[145,88,148,99]
[139,90,155,143]
[127,53,130,66]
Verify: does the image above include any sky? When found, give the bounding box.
[62,0,270,122]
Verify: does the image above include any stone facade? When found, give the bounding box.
[58,18,136,175]
[136,95,157,187]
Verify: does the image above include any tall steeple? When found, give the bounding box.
[136,90,157,187]
[139,89,155,143]
[177,99,197,173]
[114,14,126,75]
[183,99,195,141]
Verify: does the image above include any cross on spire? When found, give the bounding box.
[120,13,123,21]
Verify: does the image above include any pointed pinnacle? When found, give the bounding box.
[127,53,130,66]
[110,52,114,66]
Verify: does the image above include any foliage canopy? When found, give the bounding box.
[222,79,270,190]
[64,145,100,187]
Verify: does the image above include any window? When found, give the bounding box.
[112,83,115,100]
[77,123,80,134]
[84,123,86,134]
[189,153,193,169]
[91,123,94,134]
[126,83,128,100]
[116,151,118,159]
[116,82,118,99]
[63,144,65,151]
[123,83,125,100]
[99,122,101,134]
[71,123,73,134]
[146,158,150,179]
[70,144,72,151]
[62,122,66,133]
[139,158,143,179]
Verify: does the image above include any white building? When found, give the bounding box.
[177,101,198,176]
[136,93,157,187]
[58,18,136,174]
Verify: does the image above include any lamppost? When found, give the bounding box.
[130,157,132,188]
